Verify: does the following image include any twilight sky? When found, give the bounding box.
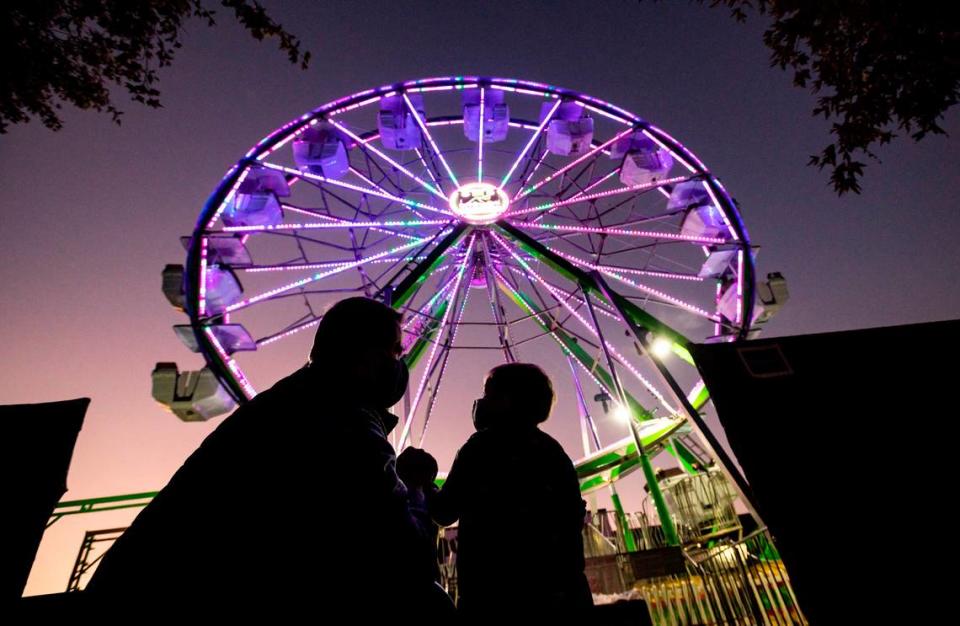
[4,1,958,595]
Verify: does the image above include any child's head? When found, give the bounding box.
[475,362,555,429]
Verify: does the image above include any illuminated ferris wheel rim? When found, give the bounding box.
[183,75,756,407]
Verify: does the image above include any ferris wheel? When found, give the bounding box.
[155,76,787,521]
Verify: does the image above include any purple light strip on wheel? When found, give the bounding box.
[257,317,323,347]
[700,180,739,242]
[282,204,423,241]
[326,95,381,117]
[568,170,619,201]
[715,283,722,337]
[519,149,549,192]
[243,256,429,273]
[198,237,209,316]
[477,87,485,182]
[414,149,441,191]
[591,265,704,282]
[543,246,721,322]
[736,250,744,325]
[346,166,426,220]
[204,327,257,399]
[510,220,727,245]
[514,128,635,201]
[419,280,472,447]
[403,93,460,187]
[645,124,708,172]
[506,175,689,218]
[221,219,448,233]
[640,129,696,174]
[400,234,477,449]
[500,99,561,188]
[327,119,445,199]
[581,102,633,126]
[224,232,447,313]
[259,162,451,217]
[207,166,253,228]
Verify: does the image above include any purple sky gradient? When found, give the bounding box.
[3,1,958,595]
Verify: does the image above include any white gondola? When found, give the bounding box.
[378,94,423,151]
[463,88,509,143]
[544,101,594,156]
[293,123,349,179]
[173,324,257,354]
[610,132,674,186]
[162,264,185,311]
[151,363,237,422]
[222,168,288,228]
[699,249,738,279]
[669,181,729,240]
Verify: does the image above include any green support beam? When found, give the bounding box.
[49,491,158,527]
[495,222,695,365]
[384,223,469,309]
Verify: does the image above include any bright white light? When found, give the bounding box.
[614,404,632,423]
[651,336,673,359]
[449,182,509,225]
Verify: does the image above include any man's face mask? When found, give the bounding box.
[370,325,407,409]
[376,355,408,409]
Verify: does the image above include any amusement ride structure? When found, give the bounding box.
[56,76,802,621]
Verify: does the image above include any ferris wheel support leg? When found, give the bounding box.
[591,271,768,529]
[609,488,638,553]
[583,289,681,547]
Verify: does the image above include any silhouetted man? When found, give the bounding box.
[87,297,445,614]
[422,363,593,618]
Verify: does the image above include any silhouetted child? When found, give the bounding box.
[426,363,593,618]
[397,446,441,583]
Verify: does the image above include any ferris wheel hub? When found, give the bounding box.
[448,182,509,225]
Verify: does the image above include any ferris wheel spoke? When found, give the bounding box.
[259,161,452,218]
[413,148,443,200]
[222,232,447,314]
[566,169,619,202]
[237,255,430,274]
[402,93,460,189]
[216,218,448,234]
[554,248,720,323]
[353,148,407,196]
[493,221,696,357]
[418,276,473,448]
[348,166,423,219]
[254,314,323,348]
[514,128,635,202]
[506,174,692,219]
[398,234,477,449]
[327,118,448,201]
[477,87,485,181]
[499,99,561,189]
[511,221,726,245]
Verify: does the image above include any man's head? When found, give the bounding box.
[309,297,406,408]
[473,362,555,430]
